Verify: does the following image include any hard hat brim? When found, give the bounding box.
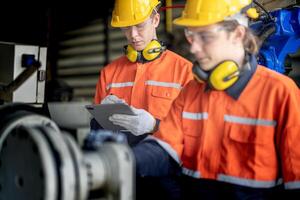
[111,17,150,28]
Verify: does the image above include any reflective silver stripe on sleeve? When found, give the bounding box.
[106,82,134,90]
[285,181,300,189]
[224,115,277,126]
[144,135,181,164]
[218,174,278,188]
[182,112,208,120]
[182,167,201,178]
[145,80,182,89]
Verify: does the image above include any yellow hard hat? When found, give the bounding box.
[111,0,161,27]
[174,0,252,27]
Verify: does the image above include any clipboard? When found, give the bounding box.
[85,103,136,131]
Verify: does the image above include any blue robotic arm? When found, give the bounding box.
[250,6,300,74]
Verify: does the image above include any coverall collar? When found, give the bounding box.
[226,54,257,100]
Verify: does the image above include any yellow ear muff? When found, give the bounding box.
[142,40,162,61]
[125,44,138,62]
[209,61,239,90]
[124,40,165,63]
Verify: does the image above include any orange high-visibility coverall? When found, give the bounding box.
[94,50,193,120]
[154,65,300,190]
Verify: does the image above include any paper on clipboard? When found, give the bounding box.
[85,103,136,131]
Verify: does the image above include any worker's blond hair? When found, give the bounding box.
[219,20,260,55]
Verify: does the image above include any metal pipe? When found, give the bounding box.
[166,0,173,33]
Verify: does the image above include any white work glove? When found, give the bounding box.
[101,94,126,104]
[108,107,156,136]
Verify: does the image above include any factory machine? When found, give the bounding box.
[0,42,46,104]
[0,42,135,200]
[250,2,300,75]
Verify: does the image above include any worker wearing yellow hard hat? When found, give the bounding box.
[90,0,193,199]
[93,0,194,144]
[132,0,300,199]
[110,0,164,62]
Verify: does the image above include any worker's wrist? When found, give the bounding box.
[150,118,160,133]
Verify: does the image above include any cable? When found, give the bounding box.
[253,0,274,22]
[160,5,185,11]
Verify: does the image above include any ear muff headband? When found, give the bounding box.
[192,63,208,83]
[124,40,166,63]
[193,60,239,90]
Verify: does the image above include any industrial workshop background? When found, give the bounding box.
[0,1,299,199]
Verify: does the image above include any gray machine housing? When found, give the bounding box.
[0,42,47,103]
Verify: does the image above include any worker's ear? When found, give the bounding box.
[152,13,160,28]
[231,25,246,44]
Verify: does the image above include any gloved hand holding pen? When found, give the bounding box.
[109,107,156,136]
